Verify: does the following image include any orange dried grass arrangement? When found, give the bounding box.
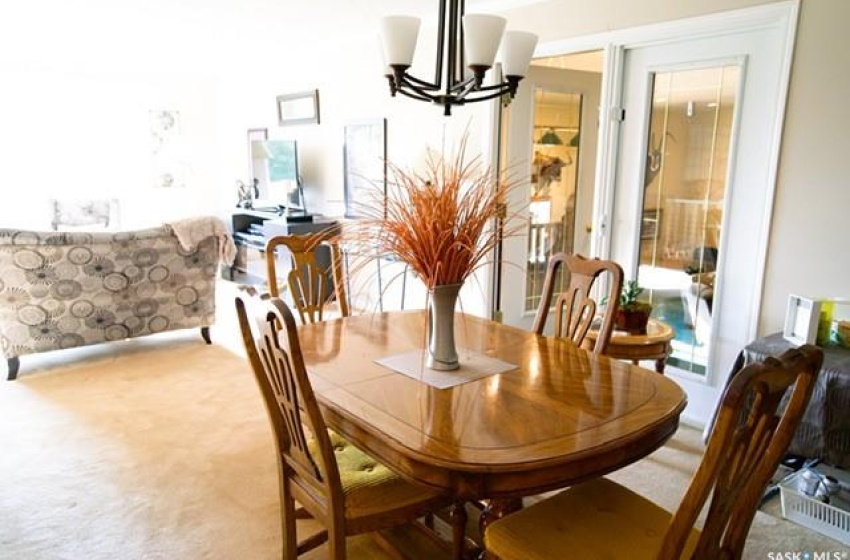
[344,137,522,289]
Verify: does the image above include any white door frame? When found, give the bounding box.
[489,1,799,426]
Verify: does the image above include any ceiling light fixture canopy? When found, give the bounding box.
[380,0,538,116]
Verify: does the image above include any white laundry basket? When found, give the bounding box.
[779,465,850,545]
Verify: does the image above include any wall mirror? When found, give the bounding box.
[277,89,320,126]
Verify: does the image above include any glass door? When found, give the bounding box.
[637,66,740,374]
[608,21,792,423]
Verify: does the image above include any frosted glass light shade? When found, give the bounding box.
[499,30,538,76]
[463,14,506,67]
[380,16,421,66]
[377,36,392,76]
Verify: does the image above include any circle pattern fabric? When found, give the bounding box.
[68,247,94,265]
[103,273,130,292]
[70,300,95,318]
[52,280,83,301]
[0,227,217,360]
[13,250,44,270]
[18,305,48,326]
[176,287,198,306]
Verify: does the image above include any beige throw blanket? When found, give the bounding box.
[166,216,237,265]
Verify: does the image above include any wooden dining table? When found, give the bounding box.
[298,310,687,555]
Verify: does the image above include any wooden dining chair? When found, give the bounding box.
[484,344,824,560]
[531,252,624,354]
[235,295,452,559]
[265,231,350,323]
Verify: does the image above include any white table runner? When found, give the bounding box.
[375,350,517,389]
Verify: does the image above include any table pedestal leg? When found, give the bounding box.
[450,501,468,560]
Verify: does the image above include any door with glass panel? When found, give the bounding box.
[499,63,601,331]
[610,25,790,418]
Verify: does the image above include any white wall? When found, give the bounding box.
[0,0,232,228]
[0,68,221,229]
[760,0,850,333]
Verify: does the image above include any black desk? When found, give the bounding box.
[714,333,850,468]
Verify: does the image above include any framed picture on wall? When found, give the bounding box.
[149,109,186,188]
[277,90,320,126]
[343,118,387,219]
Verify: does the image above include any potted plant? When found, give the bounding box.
[615,280,653,334]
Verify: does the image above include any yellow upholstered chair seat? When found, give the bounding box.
[485,478,700,560]
[311,431,443,519]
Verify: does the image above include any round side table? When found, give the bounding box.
[583,319,675,373]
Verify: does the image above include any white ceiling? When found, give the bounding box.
[0,0,550,76]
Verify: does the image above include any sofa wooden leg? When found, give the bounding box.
[7,357,19,381]
[200,327,211,345]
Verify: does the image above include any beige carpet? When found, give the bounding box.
[1,329,846,558]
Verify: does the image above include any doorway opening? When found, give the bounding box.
[498,50,603,329]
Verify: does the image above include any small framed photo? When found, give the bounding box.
[277,90,320,126]
[783,294,822,346]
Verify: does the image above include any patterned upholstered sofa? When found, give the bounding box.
[0,226,220,380]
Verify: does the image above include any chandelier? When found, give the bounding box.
[380,0,538,116]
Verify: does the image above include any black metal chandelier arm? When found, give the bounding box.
[448,75,477,94]
[396,83,440,103]
[467,81,514,93]
[395,80,440,101]
[457,84,514,103]
[453,79,479,102]
[401,72,441,91]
